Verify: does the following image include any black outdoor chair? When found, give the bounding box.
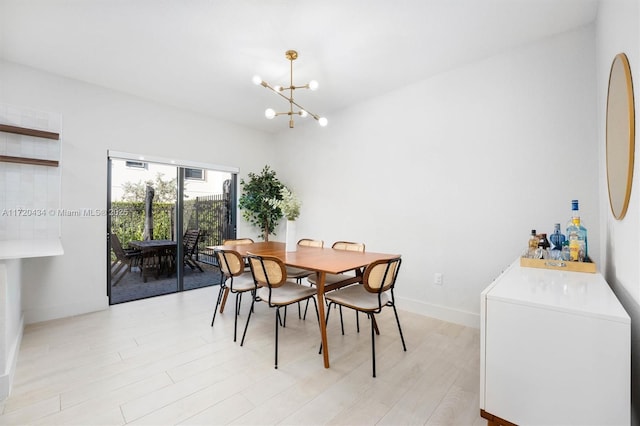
[110,233,142,285]
[183,229,203,272]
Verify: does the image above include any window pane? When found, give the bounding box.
[185,168,204,180]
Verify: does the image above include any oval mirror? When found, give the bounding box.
[606,53,635,220]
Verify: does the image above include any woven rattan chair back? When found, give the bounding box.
[332,241,365,252]
[223,238,254,245]
[297,238,324,248]
[363,258,402,294]
[214,249,245,277]
[248,254,287,288]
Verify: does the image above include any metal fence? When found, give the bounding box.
[184,194,233,264]
[111,193,233,265]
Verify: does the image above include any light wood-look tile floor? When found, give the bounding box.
[0,286,484,425]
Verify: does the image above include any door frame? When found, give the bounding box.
[107,150,239,302]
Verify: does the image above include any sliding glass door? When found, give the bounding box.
[107,154,237,304]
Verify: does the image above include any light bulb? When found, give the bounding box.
[252,75,262,85]
[265,108,276,119]
[308,80,319,91]
[318,117,328,127]
[274,85,283,92]
[300,110,308,118]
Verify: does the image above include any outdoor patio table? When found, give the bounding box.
[129,239,177,282]
[211,241,400,368]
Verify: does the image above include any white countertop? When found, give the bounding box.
[0,239,64,260]
[485,259,630,324]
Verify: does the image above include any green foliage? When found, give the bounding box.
[238,165,284,241]
[110,201,174,247]
[120,172,179,202]
[267,186,301,221]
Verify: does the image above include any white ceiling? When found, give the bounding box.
[0,0,599,133]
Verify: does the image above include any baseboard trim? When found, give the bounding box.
[24,295,109,325]
[398,297,480,329]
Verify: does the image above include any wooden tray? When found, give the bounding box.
[520,256,597,273]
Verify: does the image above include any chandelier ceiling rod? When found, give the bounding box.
[253,50,328,129]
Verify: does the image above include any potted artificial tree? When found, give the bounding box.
[238,165,284,241]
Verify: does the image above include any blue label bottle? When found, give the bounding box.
[550,223,566,250]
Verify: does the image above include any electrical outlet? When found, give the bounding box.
[434,272,443,286]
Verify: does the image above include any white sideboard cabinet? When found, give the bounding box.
[480,260,630,426]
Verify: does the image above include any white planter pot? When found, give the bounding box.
[286,220,297,251]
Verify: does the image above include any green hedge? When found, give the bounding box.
[111,201,174,247]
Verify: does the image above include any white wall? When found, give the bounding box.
[0,105,62,240]
[596,0,640,423]
[273,26,599,327]
[0,59,275,323]
[0,259,22,398]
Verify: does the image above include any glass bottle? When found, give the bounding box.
[549,223,566,251]
[535,233,550,259]
[537,233,551,250]
[566,200,588,261]
[561,240,571,261]
[527,229,539,258]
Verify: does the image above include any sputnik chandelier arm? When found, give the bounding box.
[252,50,328,128]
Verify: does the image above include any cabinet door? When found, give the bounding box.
[484,299,629,425]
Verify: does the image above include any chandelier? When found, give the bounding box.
[252,50,328,128]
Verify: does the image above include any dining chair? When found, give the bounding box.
[210,249,256,341]
[221,238,254,271]
[323,257,406,377]
[307,241,365,287]
[286,238,324,319]
[223,238,255,245]
[217,238,254,314]
[305,241,365,326]
[110,233,142,285]
[240,254,319,369]
[286,238,324,282]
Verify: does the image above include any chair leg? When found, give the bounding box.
[302,285,323,320]
[240,297,256,346]
[194,258,204,272]
[111,262,126,285]
[319,302,333,354]
[311,297,319,323]
[339,306,345,335]
[281,306,287,327]
[356,311,359,333]
[370,313,376,378]
[233,293,241,342]
[303,298,310,320]
[210,285,225,326]
[275,308,280,369]
[392,304,407,351]
[295,277,303,320]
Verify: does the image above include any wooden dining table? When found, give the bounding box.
[211,241,400,368]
